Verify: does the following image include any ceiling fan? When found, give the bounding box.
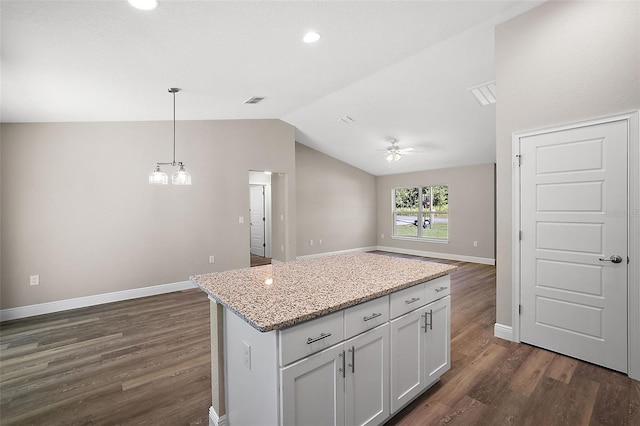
[380,138,415,162]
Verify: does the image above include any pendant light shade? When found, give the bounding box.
[172,164,192,185]
[149,164,168,185]
[149,88,192,185]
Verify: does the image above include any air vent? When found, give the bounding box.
[244,97,265,104]
[468,81,496,106]
[339,115,355,124]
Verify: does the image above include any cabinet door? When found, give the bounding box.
[345,324,389,426]
[423,295,451,387]
[281,344,345,426]
[390,310,423,413]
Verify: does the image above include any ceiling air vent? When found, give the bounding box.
[339,115,355,124]
[244,96,265,104]
[468,81,496,106]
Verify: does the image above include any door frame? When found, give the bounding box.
[511,110,639,380]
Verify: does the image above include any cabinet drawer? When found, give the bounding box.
[344,295,389,340]
[389,283,426,319]
[279,310,344,366]
[424,275,450,305]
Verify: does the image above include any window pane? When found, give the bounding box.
[422,213,448,239]
[421,187,431,212]
[432,186,448,212]
[395,187,419,211]
[394,212,418,237]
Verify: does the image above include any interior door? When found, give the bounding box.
[519,119,628,373]
[250,185,265,257]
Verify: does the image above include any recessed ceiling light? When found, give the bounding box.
[303,31,321,43]
[128,0,159,11]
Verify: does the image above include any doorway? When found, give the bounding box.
[249,171,272,267]
[512,112,640,379]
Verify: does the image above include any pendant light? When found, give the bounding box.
[149,88,192,185]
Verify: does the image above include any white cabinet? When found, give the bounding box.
[390,295,451,414]
[345,324,389,426]
[281,324,389,426]
[423,296,451,387]
[390,309,424,413]
[281,344,346,426]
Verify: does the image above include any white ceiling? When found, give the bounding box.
[0,0,542,176]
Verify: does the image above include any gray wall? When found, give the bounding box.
[295,143,377,257]
[495,1,640,326]
[1,119,296,309]
[376,163,495,262]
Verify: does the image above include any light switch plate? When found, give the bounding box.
[242,341,251,370]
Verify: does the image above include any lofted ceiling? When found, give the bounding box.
[0,0,542,176]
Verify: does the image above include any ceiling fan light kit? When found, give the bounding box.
[149,88,192,186]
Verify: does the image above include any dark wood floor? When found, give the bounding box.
[250,253,272,267]
[1,252,637,425]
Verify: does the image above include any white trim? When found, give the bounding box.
[511,130,522,343]
[376,245,495,266]
[511,111,640,380]
[629,111,640,381]
[0,281,195,322]
[494,323,514,341]
[209,406,228,426]
[295,246,377,261]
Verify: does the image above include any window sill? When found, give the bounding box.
[391,235,449,244]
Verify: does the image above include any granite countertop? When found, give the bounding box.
[191,252,457,332]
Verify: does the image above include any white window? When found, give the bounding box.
[392,185,448,241]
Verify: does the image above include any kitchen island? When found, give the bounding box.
[191,252,457,426]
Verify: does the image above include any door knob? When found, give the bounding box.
[599,255,623,264]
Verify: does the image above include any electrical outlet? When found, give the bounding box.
[209,255,215,264]
[381,234,385,239]
[280,214,284,221]
[281,245,285,252]
[30,275,40,286]
[309,240,314,246]
[319,239,322,245]
[238,216,244,224]
[242,341,251,370]
[473,241,478,247]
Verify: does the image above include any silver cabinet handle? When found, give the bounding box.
[307,332,331,344]
[348,346,355,373]
[599,255,623,264]
[422,309,433,333]
[405,297,421,305]
[435,286,448,292]
[363,312,382,322]
[339,350,345,378]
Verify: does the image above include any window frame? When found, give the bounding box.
[391,184,449,243]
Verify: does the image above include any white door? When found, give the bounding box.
[423,296,450,387]
[390,310,423,413]
[280,345,345,426]
[345,324,389,426]
[519,120,628,373]
[250,185,265,257]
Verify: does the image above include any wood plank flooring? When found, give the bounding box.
[1,251,637,425]
[250,253,272,267]
[0,290,212,425]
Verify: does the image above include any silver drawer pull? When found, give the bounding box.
[405,297,421,304]
[363,312,382,322]
[307,332,332,345]
[435,286,448,292]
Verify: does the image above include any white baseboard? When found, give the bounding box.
[209,407,228,426]
[296,246,377,261]
[0,281,196,322]
[494,323,515,341]
[376,245,495,266]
